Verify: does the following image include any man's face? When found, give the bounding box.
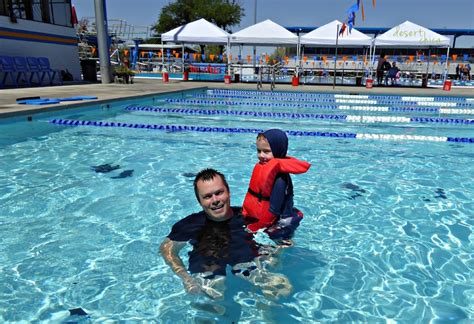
[196,175,232,222]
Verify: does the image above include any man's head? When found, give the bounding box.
[193,169,232,221]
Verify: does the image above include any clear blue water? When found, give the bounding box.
[0,89,473,322]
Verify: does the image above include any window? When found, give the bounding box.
[0,0,71,27]
[10,0,27,19]
[0,1,7,16]
[50,0,71,26]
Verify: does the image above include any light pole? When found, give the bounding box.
[253,0,257,67]
[94,0,112,83]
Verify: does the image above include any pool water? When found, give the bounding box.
[0,89,473,322]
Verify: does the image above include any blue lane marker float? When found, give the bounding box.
[209,89,474,103]
[196,94,474,107]
[197,93,474,108]
[125,105,474,125]
[48,119,474,143]
[165,98,473,114]
[125,105,348,121]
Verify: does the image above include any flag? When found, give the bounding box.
[339,23,347,36]
[71,5,78,26]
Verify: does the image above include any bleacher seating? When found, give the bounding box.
[38,57,62,85]
[0,55,63,88]
[0,56,18,88]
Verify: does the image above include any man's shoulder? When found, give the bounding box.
[231,206,242,214]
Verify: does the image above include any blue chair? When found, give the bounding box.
[13,56,33,86]
[13,56,42,85]
[26,57,45,85]
[0,55,18,88]
[37,57,62,85]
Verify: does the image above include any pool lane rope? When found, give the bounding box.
[165,99,474,115]
[49,119,474,143]
[208,89,474,103]
[125,106,474,125]
[196,94,473,108]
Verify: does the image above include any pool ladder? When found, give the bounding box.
[257,63,279,91]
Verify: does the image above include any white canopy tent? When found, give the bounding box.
[230,19,299,74]
[300,20,372,88]
[373,21,451,81]
[230,19,299,45]
[161,18,230,44]
[301,20,372,46]
[161,18,230,71]
[374,20,450,47]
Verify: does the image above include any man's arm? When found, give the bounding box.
[159,238,202,294]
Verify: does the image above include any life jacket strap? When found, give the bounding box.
[248,188,270,202]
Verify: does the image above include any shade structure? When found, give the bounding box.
[230,19,298,45]
[300,20,372,46]
[161,18,230,44]
[374,21,450,47]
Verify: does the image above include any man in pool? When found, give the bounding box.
[160,168,292,299]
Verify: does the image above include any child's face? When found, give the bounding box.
[256,137,274,163]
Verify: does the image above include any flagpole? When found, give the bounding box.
[333,24,340,89]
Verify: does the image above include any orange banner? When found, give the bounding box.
[247,55,251,63]
[452,54,458,61]
[210,54,215,61]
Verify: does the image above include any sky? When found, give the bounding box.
[73,0,474,48]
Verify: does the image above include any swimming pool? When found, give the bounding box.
[1,89,473,322]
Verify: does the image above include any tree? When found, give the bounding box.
[152,0,244,35]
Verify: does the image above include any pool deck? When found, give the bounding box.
[1,79,473,119]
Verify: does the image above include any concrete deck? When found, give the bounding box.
[1,79,473,119]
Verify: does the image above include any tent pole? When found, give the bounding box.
[425,47,431,80]
[333,24,340,89]
[182,43,185,72]
[227,37,231,75]
[161,41,164,70]
[301,44,304,80]
[444,46,450,82]
[371,44,377,79]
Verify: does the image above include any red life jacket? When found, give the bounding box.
[242,156,311,232]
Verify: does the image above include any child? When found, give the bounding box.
[242,129,311,242]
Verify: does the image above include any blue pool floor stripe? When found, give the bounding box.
[48,119,474,144]
[125,105,474,125]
